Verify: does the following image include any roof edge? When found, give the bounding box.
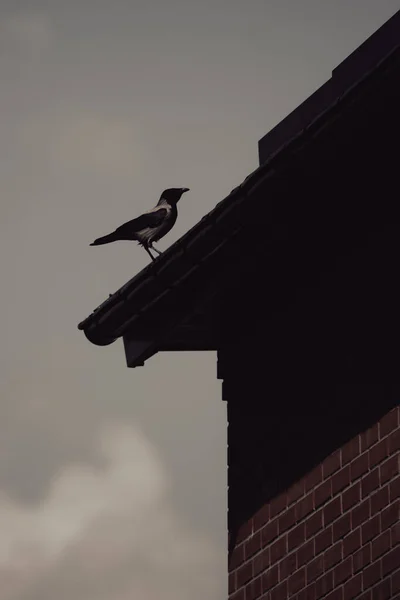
[78,40,400,348]
[258,9,400,165]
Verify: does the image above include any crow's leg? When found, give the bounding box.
[151,244,162,256]
[144,246,156,261]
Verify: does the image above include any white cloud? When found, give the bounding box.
[0,424,224,600]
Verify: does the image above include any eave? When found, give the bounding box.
[78,19,400,368]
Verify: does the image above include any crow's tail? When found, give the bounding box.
[90,232,119,246]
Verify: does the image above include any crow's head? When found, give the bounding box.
[160,187,190,204]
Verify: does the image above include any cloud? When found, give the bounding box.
[0,423,224,600]
[0,12,54,55]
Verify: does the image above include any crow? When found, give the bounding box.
[90,187,189,261]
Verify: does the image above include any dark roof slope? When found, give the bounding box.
[78,10,400,359]
[258,9,400,164]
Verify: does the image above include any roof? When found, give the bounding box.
[258,9,400,165]
[78,10,400,367]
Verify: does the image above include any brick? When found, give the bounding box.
[314,480,332,508]
[279,552,296,580]
[361,467,380,498]
[350,453,369,480]
[231,588,245,600]
[270,536,287,564]
[332,465,351,494]
[297,583,316,600]
[343,528,361,558]
[372,530,391,560]
[334,556,352,585]
[392,568,400,594]
[342,437,360,465]
[380,454,399,484]
[323,450,341,478]
[352,498,370,528]
[315,570,333,597]
[296,493,315,521]
[382,545,400,576]
[362,513,381,544]
[262,564,278,592]
[297,540,315,567]
[390,476,400,502]
[237,519,253,543]
[369,438,389,468]
[305,465,323,492]
[288,567,306,595]
[371,577,392,600]
[353,544,371,573]
[356,592,372,600]
[324,497,341,526]
[288,522,306,551]
[392,522,400,546]
[287,480,305,505]
[361,425,379,451]
[363,560,381,587]
[306,556,324,583]
[229,572,236,594]
[270,494,287,518]
[342,481,361,511]
[333,513,351,541]
[343,574,362,600]
[270,579,288,600]
[324,541,342,569]
[315,526,333,554]
[381,499,399,530]
[237,561,253,588]
[371,484,390,513]
[254,550,269,578]
[389,427,400,454]
[246,576,262,600]
[230,543,245,570]
[261,519,278,545]
[380,408,399,437]
[278,505,296,534]
[246,532,262,560]
[306,510,323,538]
[324,588,343,600]
[254,504,270,531]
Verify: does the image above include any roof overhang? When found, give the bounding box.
[78,12,400,368]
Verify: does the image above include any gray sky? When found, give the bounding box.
[0,2,398,598]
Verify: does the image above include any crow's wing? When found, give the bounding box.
[115,208,168,235]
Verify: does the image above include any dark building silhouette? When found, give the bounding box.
[79,11,400,600]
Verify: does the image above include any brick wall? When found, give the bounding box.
[228,405,399,600]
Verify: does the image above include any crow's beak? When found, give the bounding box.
[181,188,190,193]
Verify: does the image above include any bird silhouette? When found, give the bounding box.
[90,187,189,261]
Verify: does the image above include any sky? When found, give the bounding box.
[0,1,398,599]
